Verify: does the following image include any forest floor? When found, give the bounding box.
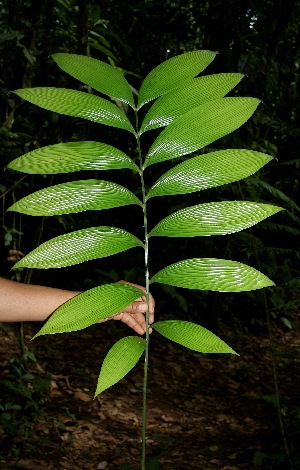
[1,313,300,470]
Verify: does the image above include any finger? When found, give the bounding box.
[120,312,153,335]
[148,311,155,324]
[113,310,146,327]
[118,312,145,335]
[140,292,155,313]
[121,303,155,328]
[118,280,155,311]
[148,293,155,313]
[112,310,154,334]
[122,301,147,314]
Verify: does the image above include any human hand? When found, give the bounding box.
[102,281,155,335]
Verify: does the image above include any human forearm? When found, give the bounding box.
[0,277,155,334]
[0,277,80,322]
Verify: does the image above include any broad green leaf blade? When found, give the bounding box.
[95,336,146,395]
[138,50,217,109]
[150,258,274,292]
[7,141,139,174]
[147,150,272,199]
[34,283,145,337]
[149,201,283,237]
[53,53,135,108]
[153,320,237,354]
[8,180,142,216]
[144,98,260,168]
[140,73,244,133]
[13,227,144,269]
[13,88,135,134]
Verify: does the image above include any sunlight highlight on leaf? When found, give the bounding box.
[140,73,244,133]
[149,201,283,237]
[150,258,274,292]
[7,141,139,174]
[8,180,142,216]
[144,98,260,167]
[138,50,217,108]
[153,320,237,354]
[13,88,135,134]
[13,227,144,269]
[147,150,272,199]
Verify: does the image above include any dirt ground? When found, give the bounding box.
[1,314,299,470]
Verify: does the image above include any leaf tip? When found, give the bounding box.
[11,260,22,270]
[31,328,45,340]
[229,348,239,356]
[12,89,23,98]
[94,388,102,398]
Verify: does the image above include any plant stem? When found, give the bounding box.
[135,116,150,470]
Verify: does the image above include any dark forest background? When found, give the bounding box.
[1,0,300,329]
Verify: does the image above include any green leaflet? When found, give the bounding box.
[149,201,283,237]
[150,258,274,292]
[138,50,217,109]
[147,149,272,199]
[8,180,142,216]
[13,227,144,269]
[153,320,237,354]
[95,336,146,396]
[34,283,145,337]
[140,73,244,133]
[7,141,139,174]
[144,97,260,168]
[53,53,135,108]
[13,88,135,134]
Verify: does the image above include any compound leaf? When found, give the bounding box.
[140,73,244,133]
[95,336,146,395]
[34,283,145,337]
[149,201,283,237]
[144,97,260,168]
[147,149,272,199]
[153,320,237,354]
[150,258,274,292]
[13,88,135,134]
[13,227,143,269]
[8,180,142,216]
[7,141,139,174]
[138,50,217,108]
[53,53,135,107]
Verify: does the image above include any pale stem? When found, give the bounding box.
[135,114,150,470]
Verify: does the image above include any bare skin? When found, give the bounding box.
[0,277,155,335]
